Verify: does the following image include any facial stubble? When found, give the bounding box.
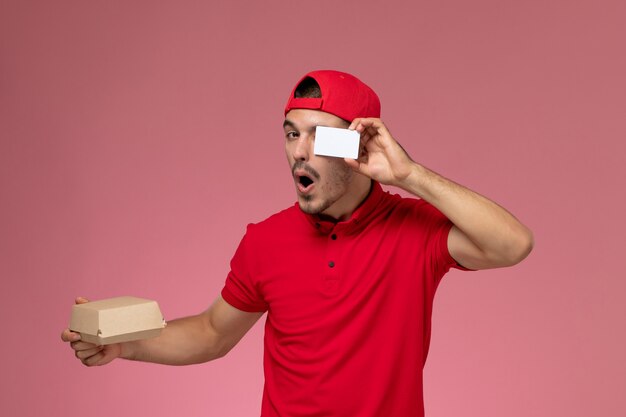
[296,160,354,216]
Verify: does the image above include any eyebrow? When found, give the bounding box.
[283,119,317,135]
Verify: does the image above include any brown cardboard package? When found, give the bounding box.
[69,296,166,345]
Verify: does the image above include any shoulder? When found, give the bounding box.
[244,203,304,237]
[382,189,447,223]
[230,204,302,261]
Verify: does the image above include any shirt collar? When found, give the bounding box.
[299,181,385,234]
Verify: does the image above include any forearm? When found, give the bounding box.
[120,313,226,366]
[399,162,534,267]
[348,117,532,269]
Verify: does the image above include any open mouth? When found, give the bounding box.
[292,163,320,194]
[295,172,316,193]
[298,175,314,188]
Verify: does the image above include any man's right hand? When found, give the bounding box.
[62,295,263,366]
[60,297,123,367]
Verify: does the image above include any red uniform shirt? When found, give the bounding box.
[222,182,463,417]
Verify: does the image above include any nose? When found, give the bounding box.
[292,134,312,161]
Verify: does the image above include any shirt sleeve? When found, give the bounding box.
[418,202,473,284]
[221,228,269,313]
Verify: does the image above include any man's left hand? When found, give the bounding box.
[345,118,414,187]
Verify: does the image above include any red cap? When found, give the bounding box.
[284,70,381,122]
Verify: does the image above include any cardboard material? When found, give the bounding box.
[69,296,166,345]
[314,126,360,159]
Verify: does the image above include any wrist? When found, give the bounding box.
[118,341,136,360]
[394,162,427,196]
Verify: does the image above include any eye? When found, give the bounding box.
[285,131,299,140]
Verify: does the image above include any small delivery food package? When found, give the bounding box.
[69,296,166,345]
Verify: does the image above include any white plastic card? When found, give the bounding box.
[314,126,360,159]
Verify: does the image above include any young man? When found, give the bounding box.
[62,70,533,416]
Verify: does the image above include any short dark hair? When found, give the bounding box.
[294,77,321,98]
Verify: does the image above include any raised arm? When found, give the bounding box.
[347,118,534,270]
[62,296,264,367]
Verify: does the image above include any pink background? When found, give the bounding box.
[1,0,625,416]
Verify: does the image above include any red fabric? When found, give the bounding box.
[222,182,463,417]
[284,70,381,122]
